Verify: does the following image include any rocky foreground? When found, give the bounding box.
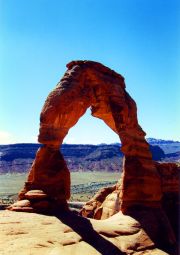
[3,162,179,255]
[0,210,170,255]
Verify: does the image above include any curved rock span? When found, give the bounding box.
[12,60,162,212]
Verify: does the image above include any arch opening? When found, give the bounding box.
[63,108,120,145]
[61,108,122,203]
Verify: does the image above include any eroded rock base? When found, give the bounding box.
[8,189,69,214]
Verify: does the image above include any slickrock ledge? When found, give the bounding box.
[0,210,170,255]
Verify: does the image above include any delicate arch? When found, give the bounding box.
[19,61,162,212]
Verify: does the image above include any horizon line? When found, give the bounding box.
[0,137,180,146]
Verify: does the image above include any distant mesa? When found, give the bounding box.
[2,141,180,174]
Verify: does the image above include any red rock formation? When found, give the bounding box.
[8,61,179,254]
[9,60,163,213]
[81,163,180,220]
[156,162,180,241]
[80,162,179,253]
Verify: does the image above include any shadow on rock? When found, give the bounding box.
[124,206,178,255]
[55,210,125,255]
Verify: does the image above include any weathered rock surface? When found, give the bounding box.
[25,190,48,200]
[80,162,180,254]
[156,162,180,241]
[81,163,180,219]
[7,199,34,212]
[80,184,117,218]
[0,210,170,255]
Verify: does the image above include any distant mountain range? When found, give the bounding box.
[0,138,179,174]
[146,138,180,153]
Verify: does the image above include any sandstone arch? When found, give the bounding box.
[18,60,162,212]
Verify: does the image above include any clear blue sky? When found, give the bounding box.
[0,0,179,144]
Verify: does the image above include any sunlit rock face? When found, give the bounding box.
[81,163,180,224]
[11,60,162,212]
